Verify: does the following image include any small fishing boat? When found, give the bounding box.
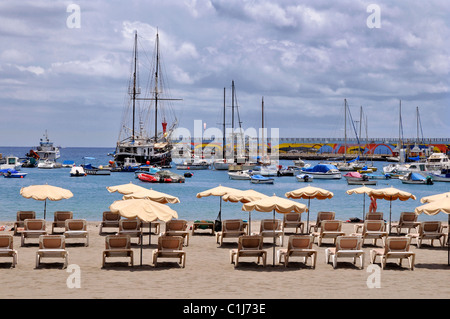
[429,169,450,182]
[400,172,433,185]
[365,173,391,180]
[70,166,86,177]
[228,170,252,180]
[277,166,300,176]
[2,169,27,178]
[38,159,57,169]
[296,174,313,182]
[250,174,274,184]
[138,171,185,183]
[176,158,210,170]
[301,164,342,179]
[344,172,377,185]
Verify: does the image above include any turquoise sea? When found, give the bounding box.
[0,146,448,223]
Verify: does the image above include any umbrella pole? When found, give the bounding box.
[149,222,152,246]
[44,199,47,220]
[219,197,222,222]
[363,194,366,221]
[389,199,392,235]
[307,198,311,234]
[272,210,275,266]
[248,212,251,234]
[140,233,143,266]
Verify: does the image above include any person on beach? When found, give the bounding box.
[369,196,377,213]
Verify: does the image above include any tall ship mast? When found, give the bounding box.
[113,30,181,169]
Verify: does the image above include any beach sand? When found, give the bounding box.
[0,220,448,300]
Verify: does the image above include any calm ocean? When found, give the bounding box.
[0,146,448,223]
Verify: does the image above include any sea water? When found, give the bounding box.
[0,146,448,223]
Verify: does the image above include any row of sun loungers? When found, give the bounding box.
[2,210,447,270]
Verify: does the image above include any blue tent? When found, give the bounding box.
[410,172,425,181]
[302,164,338,173]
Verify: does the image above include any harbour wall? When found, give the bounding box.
[171,137,450,160]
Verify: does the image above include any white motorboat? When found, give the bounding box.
[0,155,22,171]
[70,166,86,177]
[301,164,342,179]
[293,158,310,169]
[277,166,300,176]
[425,153,450,171]
[400,172,433,185]
[296,174,313,182]
[212,159,233,170]
[254,164,278,176]
[428,169,450,182]
[250,174,274,184]
[176,157,210,170]
[228,170,252,180]
[38,159,57,169]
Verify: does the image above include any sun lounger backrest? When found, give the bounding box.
[119,219,140,231]
[400,212,417,222]
[166,220,187,231]
[284,213,301,222]
[223,220,243,231]
[336,236,361,250]
[321,220,342,232]
[17,211,35,221]
[40,235,65,249]
[317,211,335,222]
[65,219,86,231]
[261,219,281,231]
[365,220,385,232]
[106,235,130,250]
[54,211,73,222]
[103,211,120,221]
[0,234,13,249]
[159,236,183,250]
[239,235,263,250]
[365,212,383,220]
[421,221,441,233]
[289,235,313,250]
[25,219,45,231]
[386,237,410,252]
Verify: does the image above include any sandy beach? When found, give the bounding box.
[0,220,448,300]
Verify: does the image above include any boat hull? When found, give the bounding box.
[296,174,313,182]
[228,172,251,180]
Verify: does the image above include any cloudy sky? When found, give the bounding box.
[0,0,448,147]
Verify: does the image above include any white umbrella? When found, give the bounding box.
[109,198,178,266]
[242,194,308,265]
[415,195,450,265]
[20,184,73,219]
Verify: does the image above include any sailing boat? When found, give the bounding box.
[213,87,233,170]
[334,99,358,171]
[112,31,181,170]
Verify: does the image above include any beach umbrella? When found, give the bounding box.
[123,188,180,244]
[123,188,180,204]
[285,185,333,233]
[420,192,450,204]
[109,198,178,266]
[346,185,375,221]
[369,186,416,234]
[222,189,269,234]
[196,185,242,229]
[242,194,308,265]
[106,182,147,195]
[20,184,73,219]
[415,194,450,265]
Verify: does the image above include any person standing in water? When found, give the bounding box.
[369,196,377,213]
